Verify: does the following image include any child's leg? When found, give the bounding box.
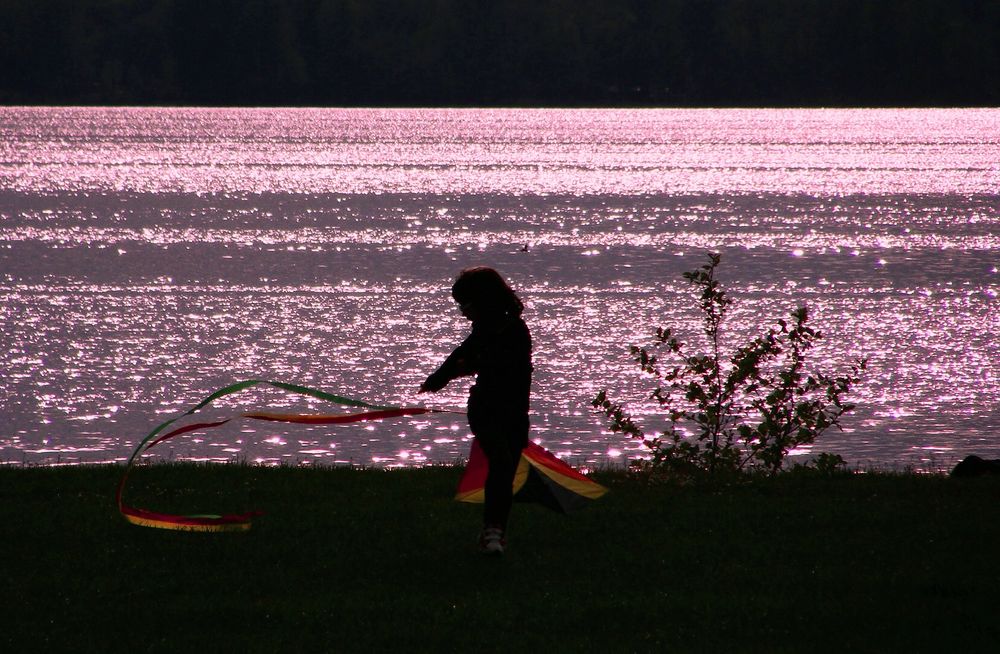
[475,428,522,531]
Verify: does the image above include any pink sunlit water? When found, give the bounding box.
[1,107,998,470]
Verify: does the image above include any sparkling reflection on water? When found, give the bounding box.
[1,108,998,470]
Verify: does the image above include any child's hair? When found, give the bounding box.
[451,267,524,316]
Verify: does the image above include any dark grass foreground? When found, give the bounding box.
[3,464,1000,653]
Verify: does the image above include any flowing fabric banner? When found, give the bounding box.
[117,380,457,532]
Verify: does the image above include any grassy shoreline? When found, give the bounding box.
[3,464,1000,652]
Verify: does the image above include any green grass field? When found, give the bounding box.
[3,464,999,653]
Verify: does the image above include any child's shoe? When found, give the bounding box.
[478,526,505,555]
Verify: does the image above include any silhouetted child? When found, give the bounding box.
[420,267,532,555]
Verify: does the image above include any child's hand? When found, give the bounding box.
[420,373,446,393]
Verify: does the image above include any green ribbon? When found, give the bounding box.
[129,379,396,465]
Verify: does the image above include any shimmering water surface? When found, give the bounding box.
[2,107,998,469]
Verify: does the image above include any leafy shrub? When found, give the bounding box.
[593,253,866,478]
[793,452,849,476]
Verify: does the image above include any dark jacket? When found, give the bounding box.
[424,314,532,426]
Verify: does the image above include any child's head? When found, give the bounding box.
[451,267,524,318]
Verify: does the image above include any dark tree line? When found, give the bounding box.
[1,0,997,106]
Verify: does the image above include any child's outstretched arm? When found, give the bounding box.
[420,342,477,393]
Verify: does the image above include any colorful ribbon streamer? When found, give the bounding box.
[117,380,455,532]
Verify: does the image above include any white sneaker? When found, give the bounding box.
[478,526,505,555]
